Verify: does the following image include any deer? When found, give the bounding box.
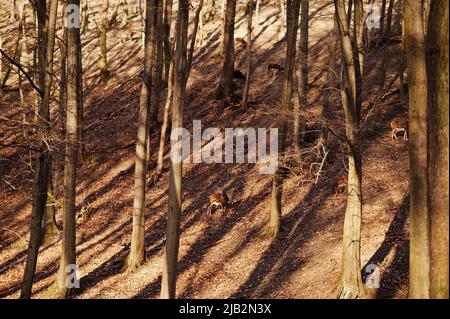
[233,70,246,82]
[235,37,247,47]
[207,191,230,215]
[390,117,409,141]
[267,63,284,80]
[333,175,348,195]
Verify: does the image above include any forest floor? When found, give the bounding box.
[0,0,410,298]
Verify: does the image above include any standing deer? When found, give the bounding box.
[390,117,409,141]
[207,191,230,215]
[333,175,348,194]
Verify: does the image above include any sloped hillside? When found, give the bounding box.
[0,0,409,298]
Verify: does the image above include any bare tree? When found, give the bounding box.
[267,0,300,238]
[294,0,309,160]
[426,0,448,299]
[99,0,110,81]
[122,0,158,273]
[45,0,81,298]
[20,0,59,299]
[216,0,236,99]
[147,0,164,158]
[242,0,254,111]
[162,0,173,82]
[186,0,204,80]
[153,59,174,185]
[160,0,189,299]
[404,0,430,299]
[331,0,365,299]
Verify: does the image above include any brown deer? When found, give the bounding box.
[267,63,284,79]
[235,37,247,47]
[207,191,230,215]
[333,175,348,195]
[390,117,409,141]
[233,70,246,81]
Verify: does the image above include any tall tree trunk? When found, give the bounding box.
[242,0,254,111]
[377,0,387,46]
[41,168,60,245]
[77,27,84,163]
[426,0,448,299]
[162,0,173,83]
[20,0,58,299]
[266,0,300,238]
[122,0,158,273]
[153,58,174,185]
[146,0,164,163]
[364,0,395,130]
[59,21,67,132]
[99,0,110,81]
[109,0,121,28]
[46,0,80,298]
[40,0,61,245]
[186,0,204,81]
[279,0,287,37]
[255,0,260,26]
[10,0,17,21]
[160,0,189,299]
[353,0,365,76]
[404,0,430,299]
[216,0,236,99]
[294,0,308,160]
[332,0,365,299]
[81,0,89,34]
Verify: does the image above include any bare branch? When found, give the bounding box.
[0,48,43,96]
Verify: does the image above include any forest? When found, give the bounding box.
[0,0,448,299]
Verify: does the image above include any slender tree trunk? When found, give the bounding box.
[216,0,236,99]
[294,0,308,160]
[279,0,287,37]
[186,0,204,81]
[426,0,448,299]
[59,22,68,132]
[365,0,394,130]
[160,0,189,299]
[40,0,60,246]
[267,0,300,238]
[77,27,84,163]
[197,3,204,47]
[153,59,174,184]
[122,0,158,273]
[81,0,89,34]
[404,0,430,299]
[109,0,121,28]
[20,0,59,299]
[147,0,164,140]
[10,0,17,21]
[346,0,352,26]
[399,2,406,107]
[17,0,26,106]
[99,0,110,81]
[41,171,59,245]
[255,0,260,26]
[354,0,365,76]
[377,0,387,46]
[378,0,394,88]
[45,0,81,298]
[162,0,173,83]
[332,0,365,299]
[242,0,254,111]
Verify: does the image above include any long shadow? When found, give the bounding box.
[132,169,269,298]
[229,171,336,298]
[360,196,409,299]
